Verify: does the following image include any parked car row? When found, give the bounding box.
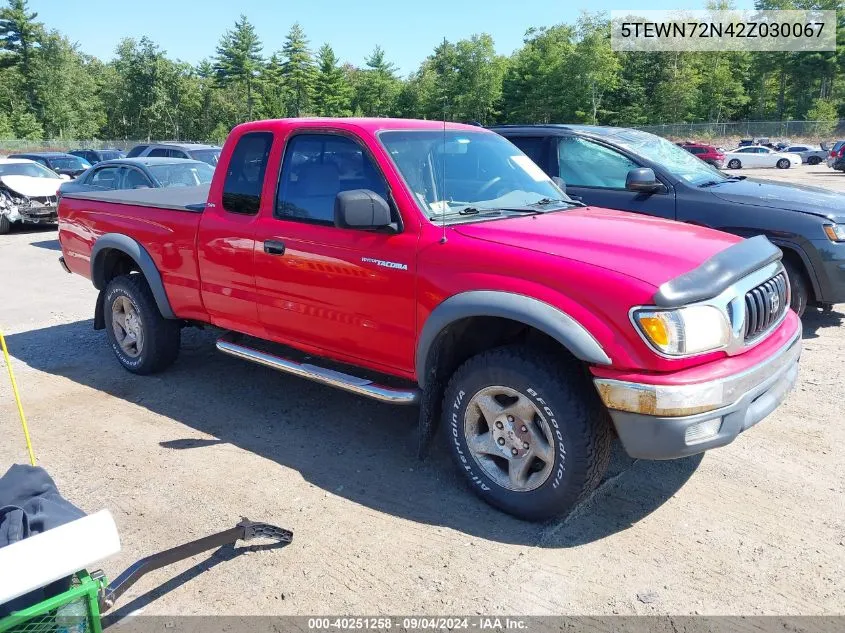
[0,142,221,234]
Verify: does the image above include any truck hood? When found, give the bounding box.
[0,175,62,198]
[708,178,845,223]
[454,207,741,289]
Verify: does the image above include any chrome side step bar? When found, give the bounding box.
[216,336,420,405]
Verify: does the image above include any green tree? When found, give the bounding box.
[0,0,43,108]
[0,110,11,136]
[258,53,288,118]
[11,105,40,139]
[280,23,315,116]
[806,97,839,136]
[501,25,576,123]
[569,13,620,124]
[32,32,103,138]
[214,14,263,121]
[312,43,352,116]
[354,46,400,116]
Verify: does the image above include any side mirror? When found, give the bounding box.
[335,189,393,230]
[625,168,662,193]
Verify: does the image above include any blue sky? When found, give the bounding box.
[32,0,754,76]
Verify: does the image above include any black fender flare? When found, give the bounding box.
[90,233,176,319]
[415,290,611,389]
[765,238,822,300]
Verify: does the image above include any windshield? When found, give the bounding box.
[189,149,220,166]
[148,162,214,187]
[379,130,568,223]
[50,156,91,170]
[608,129,728,186]
[0,162,61,179]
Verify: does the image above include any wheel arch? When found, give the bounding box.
[416,291,610,389]
[90,233,176,319]
[763,238,820,302]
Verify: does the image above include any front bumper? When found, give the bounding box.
[594,330,801,459]
[20,206,58,224]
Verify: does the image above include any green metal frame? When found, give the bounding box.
[0,571,105,633]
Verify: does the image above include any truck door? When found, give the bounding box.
[554,136,677,221]
[252,131,417,374]
[196,130,274,334]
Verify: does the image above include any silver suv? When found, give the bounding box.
[126,143,221,166]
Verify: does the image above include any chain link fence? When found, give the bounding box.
[0,140,156,153]
[634,119,845,142]
[2,120,844,152]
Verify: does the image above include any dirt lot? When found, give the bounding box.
[1,164,843,617]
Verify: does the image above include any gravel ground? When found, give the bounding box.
[0,163,843,617]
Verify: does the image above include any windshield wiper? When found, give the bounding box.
[528,197,586,208]
[698,180,725,188]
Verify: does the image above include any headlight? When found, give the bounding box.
[823,224,845,242]
[633,305,731,356]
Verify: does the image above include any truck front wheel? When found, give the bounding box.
[103,274,181,374]
[442,346,611,521]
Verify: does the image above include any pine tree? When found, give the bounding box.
[214,14,263,121]
[312,43,352,116]
[354,45,400,117]
[280,23,315,117]
[0,0,43,108]
[259,53,288,118]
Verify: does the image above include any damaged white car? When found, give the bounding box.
[0,158,67,234]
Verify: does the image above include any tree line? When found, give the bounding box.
[0,0,842,143]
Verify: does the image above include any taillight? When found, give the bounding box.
[839,147,845,157]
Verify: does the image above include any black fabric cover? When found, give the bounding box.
[0,464,86,616]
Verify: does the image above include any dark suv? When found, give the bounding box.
[492,124,845,315]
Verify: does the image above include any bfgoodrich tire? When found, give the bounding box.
[442,346,612,521]
[103,274,181,374]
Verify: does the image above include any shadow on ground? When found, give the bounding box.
[6,320,701,547]
[29,238,61,251]
[801,307,844,339]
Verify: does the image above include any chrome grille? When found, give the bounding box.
[744,272,788,341]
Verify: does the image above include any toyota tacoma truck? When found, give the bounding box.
[57,118,802,521]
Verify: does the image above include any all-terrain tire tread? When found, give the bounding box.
[104,274,180,374]
[442,344,612,520]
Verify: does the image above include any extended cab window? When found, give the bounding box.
[222,132,273,215]
[276,134,387,225]
[557,137,638,189]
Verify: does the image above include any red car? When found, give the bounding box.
[680,143,726,168]
[57,118,801,520]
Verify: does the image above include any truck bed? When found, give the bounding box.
[60,184,210,212]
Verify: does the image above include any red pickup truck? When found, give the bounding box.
[57,118,801,520]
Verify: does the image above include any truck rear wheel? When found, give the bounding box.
[103,274,181,374]
[442,346,611,521]
[0,215,10,235]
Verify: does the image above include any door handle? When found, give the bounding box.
[263,240,286,256]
